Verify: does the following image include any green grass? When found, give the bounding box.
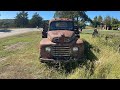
[70,29,120,79]
[0,29,120,79]
[0,32,65,79]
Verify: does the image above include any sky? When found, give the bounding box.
[0,11,120,20]
[0,11,55,20]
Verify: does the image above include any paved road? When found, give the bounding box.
[0,28,42,38]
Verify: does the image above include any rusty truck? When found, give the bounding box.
[40,18,85,63]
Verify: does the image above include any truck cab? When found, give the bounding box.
[40,18,84,63]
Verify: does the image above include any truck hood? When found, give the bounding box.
[47,30,75,42]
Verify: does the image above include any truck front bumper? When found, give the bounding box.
[40,57,85,63]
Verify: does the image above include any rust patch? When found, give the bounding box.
[48,30,74,41]
[49,18,73,24]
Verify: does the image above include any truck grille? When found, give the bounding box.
[52,46,71,56]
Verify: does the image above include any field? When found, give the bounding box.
[0,29,120,79]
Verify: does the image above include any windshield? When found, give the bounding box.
[49,21,74,30]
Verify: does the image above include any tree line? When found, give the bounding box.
[54,11,120,29]
[0,11,48,28]
[91,15,120,29]
[0,11,92,29]
[1,11,120,30]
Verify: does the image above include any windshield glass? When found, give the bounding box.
[50,21,74,30]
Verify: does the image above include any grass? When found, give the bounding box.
[69,29,120,79]
[0,31,66,79]
[0,29,120,79]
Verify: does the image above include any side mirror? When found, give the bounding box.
[74,26,80,34]
[74,26,78,30]
[75,34,80,38]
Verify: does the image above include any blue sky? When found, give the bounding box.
[0,11,55,20]
[0,11,120,20]
[86,11,120,20]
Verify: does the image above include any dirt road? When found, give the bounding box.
[0,28,42,38]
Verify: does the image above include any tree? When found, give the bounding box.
[104,16,111,26]
[41,20,49,28]
[14,11,29,28]
[54,11,92,27]
[0,19,15,28]
[92,16,99,28]
[111,17,119,25]
[29,12,43,28]
[93,16,97,22]
[92,16,104,28]
[78,20,86,29]
[98,15,103,24]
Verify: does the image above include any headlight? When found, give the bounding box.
[73,47,79,52]
[45,47,51,52]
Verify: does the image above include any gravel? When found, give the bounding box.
[0,28,42,38]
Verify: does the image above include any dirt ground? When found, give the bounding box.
[0,28,42,38]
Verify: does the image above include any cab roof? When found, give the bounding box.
[49,18,73,24]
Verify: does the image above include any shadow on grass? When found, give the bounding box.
[82,33,93,35]
[0,29,12,32]
[45,40,99,75]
